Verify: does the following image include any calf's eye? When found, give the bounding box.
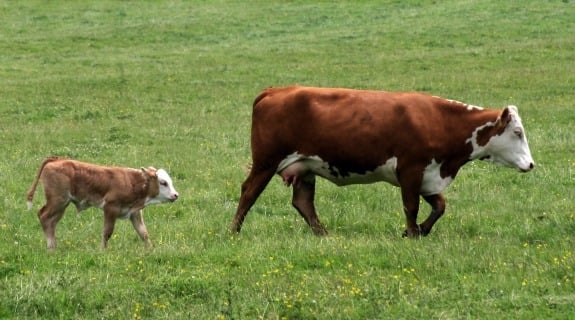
[160,181,168,187]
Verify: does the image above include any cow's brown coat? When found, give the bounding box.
[230,86,533,237]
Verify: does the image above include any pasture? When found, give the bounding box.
[1,1,574,319]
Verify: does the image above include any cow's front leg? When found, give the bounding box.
[399,182,422,238]
[292,174,327,235]
[419,194,446,236]
[401,201,421,237]
[398,166,423,238]
[130,210,152,248]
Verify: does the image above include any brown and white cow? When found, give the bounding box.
[230,86,534,237]
[27,157,179,250]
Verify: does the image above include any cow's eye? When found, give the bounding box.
[160,180,168,187]
[513,128,523,138]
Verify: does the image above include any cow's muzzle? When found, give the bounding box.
[519,162,535,173]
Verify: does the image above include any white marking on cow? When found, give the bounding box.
[421,159,454,195]
[466,104,483,111]
[435,96,484,111]
[277,152,399,187]
[466,106,534,172]
[466,121,496,159]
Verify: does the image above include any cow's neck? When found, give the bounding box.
[431,106,501,179]
[463,109,503,161]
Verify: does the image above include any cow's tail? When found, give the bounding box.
[26,157,60,210]
[241,163,252,175]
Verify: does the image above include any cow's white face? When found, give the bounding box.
[150,169,179,204]
[477,106,534,172]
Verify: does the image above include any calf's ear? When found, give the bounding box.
[140,167,158,178]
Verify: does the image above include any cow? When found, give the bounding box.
[26,157,179,250]
[230,86,534,237]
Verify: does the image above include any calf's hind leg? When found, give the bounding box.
[37,202,67,250]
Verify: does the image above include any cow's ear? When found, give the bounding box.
[499,107,512,127]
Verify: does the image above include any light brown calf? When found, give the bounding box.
[27,157,179,250]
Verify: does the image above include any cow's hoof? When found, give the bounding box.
[402,230,419,238]
[229,223,242,234]
[312,225,328,236]
[402,225,427,238]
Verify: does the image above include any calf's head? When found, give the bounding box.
[142,167,179,205]
[479,106,535,172]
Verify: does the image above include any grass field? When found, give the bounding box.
[1,1,574,319]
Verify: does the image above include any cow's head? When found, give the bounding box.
[142,167,179,205]
[476,106,534,172]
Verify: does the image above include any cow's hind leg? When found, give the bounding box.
[292,174,327,235]
[419,194,446,236]
[130,210,152,248]
[230,166,276,233]
[38,202,67,250]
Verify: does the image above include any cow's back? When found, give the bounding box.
[250,86,461,172]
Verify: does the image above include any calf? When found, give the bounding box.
[27,157,179,249]
[230,86,534,237]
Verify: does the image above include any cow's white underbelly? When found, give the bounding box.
[277,153,454,194]
[277,153,400,187]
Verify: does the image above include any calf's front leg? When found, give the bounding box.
[130,210,152,248]
[102,207,119,249]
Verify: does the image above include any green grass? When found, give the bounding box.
[1,1,574,319]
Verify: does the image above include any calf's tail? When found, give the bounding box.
[26,156,61,210]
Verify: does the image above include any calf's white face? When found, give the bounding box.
[481,106,534,172]
[146,169,179,205]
